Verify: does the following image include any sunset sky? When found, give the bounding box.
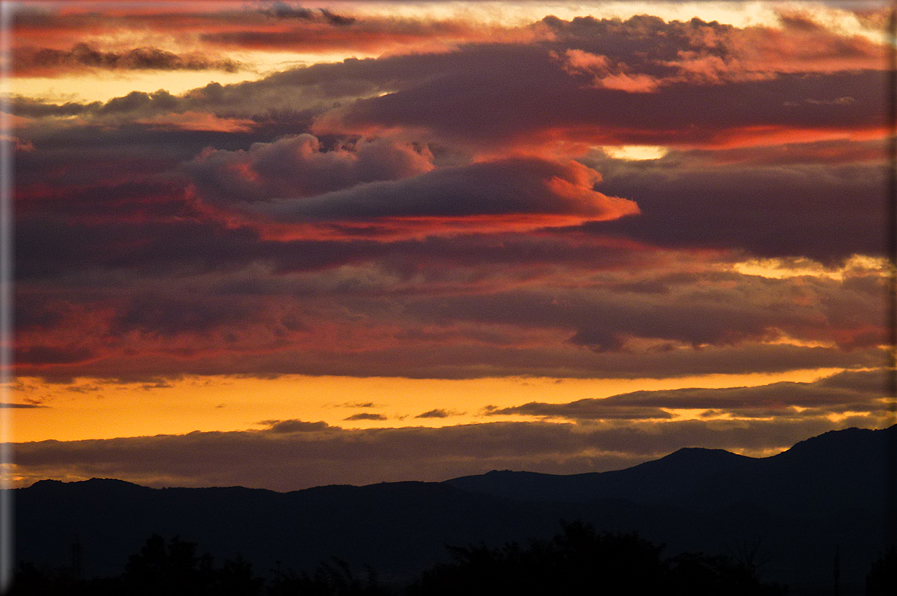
[3,0,894,491]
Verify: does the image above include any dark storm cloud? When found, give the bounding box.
[10,416,869,490]
[15,43,242,75]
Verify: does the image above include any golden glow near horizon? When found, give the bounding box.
[10,367,849,443]
[601,145,670,161]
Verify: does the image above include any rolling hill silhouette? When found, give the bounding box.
[13,425,895,595]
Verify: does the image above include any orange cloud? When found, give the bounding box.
[558,49,661,93]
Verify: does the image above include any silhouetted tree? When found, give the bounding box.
[123,534,216,595]
[407,521,785,596]
[728,537,775,585]
[216,553,265,596]
[867,548,897,596]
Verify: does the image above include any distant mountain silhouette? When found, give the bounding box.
[13,425,895,595]
[445,427,888,517]
[445,447,757,505]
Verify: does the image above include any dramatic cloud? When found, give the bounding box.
[230,157,639,238]
[546,11,883,86]
[310,17,884,150]
[11,3,532,80]
[9,2,891,490]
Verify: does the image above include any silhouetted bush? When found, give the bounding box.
[667,551,784,596]
[267,558,388,595]
[408,521,784,596]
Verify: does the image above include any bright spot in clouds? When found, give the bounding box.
[601,146,670,161]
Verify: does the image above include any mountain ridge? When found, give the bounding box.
[12,425,896,595]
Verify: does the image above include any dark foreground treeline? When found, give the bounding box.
[10,522,897,596]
